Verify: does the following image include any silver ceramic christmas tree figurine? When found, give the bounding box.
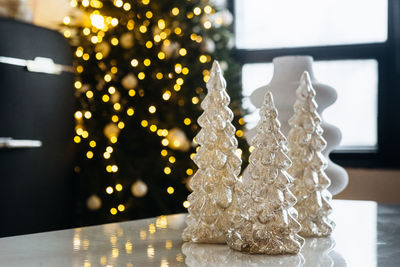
[226,91,304,254]
[182,60,242,243]
[288,71,335,237]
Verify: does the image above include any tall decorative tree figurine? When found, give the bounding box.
[287,71,335,237]
[227,91,304,254]
[182,60,242,243]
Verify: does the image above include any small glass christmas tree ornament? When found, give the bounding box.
[287,71,335,237]
[182,60,242,243]
[226,91,304,254]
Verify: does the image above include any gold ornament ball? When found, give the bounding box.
[131,180,148,197]
[167,127,190,152]
[86,194,102,210]
[121,73,138,89]
[104,123,120,139]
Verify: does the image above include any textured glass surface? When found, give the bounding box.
[242,60,378,148]
[287,72,335,237]
[235,0,388,49]
[226,92,304,254]
[182,61,242,243]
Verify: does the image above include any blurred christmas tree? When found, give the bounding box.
[63,0,248,225]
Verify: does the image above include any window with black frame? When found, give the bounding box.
[230,0,400,168]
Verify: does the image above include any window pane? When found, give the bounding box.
[242,60,378,148]
[235,0,388,49]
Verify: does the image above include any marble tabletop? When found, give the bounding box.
[0,200,399,267]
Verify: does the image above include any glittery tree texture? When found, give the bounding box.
[182,60,242,243]
[226,91,304,254]
[287,71,335,237]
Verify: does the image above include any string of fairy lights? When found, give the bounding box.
[63,0,247,216]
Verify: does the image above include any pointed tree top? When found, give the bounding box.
[263,91,278,111]
[298,71,316,98]
[206,60,227,91]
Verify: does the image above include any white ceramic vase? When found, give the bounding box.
[246,55,348,195]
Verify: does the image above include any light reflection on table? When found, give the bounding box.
[0,200,394,267]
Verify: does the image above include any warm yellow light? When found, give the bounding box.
[76,65,84,73]
[74,136,81,143]
[110,136,118,143]
[89,140,96,147]
[84,111,92,119]
[138,72,145,80]
[175,64,182,73]
[128,89,136,96]
[174,27,182,35]
[103,152,110,159]
[104,74,112,82]
[143,59,151,66]
[91,36,99,44]
[75,111,83,119]
[112,115,119,122]
[139,25,147,33]
[249,146,255,153]
[63,16,71,25]
[82,131,89,138]
[154,35,161,42]
[187,12,194,19]
[192,97,199,104]
[116,184,123,191]
[106,165,113,172]
[161,138,169,146]
[145,11,153,18]
[186,168,193,175]
[113,103,121,111]
[184,118,191,125]
[131,59,139,67]
[111,37,119,46]
[95,52,103,60]
[162,129,169,136]
[127,19,134,30]
[118,204,125,212]
[182,67,189,75]
[171,7,179,16]
[123,2,131,10]
[157,52,166,60]
[158,19,165,29]
[238,118,245,125]
[148,106,156,114]
[148,125,156,132]
[63,30,71,38]
[162,91,171,100]
[141,120,148,127]
[110,208,117,215]
[164,167,171,175]
[142,0,150,4]
[204,21,212,29]
[199,55,207,63]
[83,28,90,35]
[86,151,93,159]
[193,7,201,15]
[76,128,84,135]
[236,130,244,137]
[127,108,134,116]
[173,84,181,91]
[183,201,190,208]
[161,149,168,156]
[156,72,163,79]
[108,86,116,94]
[190,153,195,160]
[114,0,123,7]
[176,78,184,86]
[168,156,176,163]
[70,0,77,7]
[203,75,210,82]
[110,18,119,26]
[179,48,187,56]
[160,32,167,39]
[90,13,105,29]
[74,81,82,89]
[111,165,118,172]
[111,66,118,74]
[106,186,114,194]
[82,53,90,60]
[145,41,153,48]
[204,5,212,14]
[117,121,124,129]
[167,186,174,194]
